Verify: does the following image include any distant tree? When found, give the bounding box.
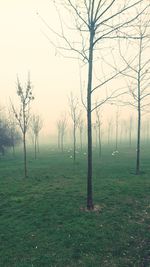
[118,10,150,174]
[78,114,84,152]
[30,114,43,159]
[93,122,98,149]
[57,121,61,150]
[95,103,102,158]
[11,74,34,177]
[0,117,11,155]
[0,112,20,155]
[129,116,133,147]
[8,110,21,156]
[57,113,67,152]
[68,93,81,161]
[115,107,119,151]
[146,120,150,144]
[107,119,112,145]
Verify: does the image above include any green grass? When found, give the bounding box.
[0,144,150,267]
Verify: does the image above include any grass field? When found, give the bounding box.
[0,144,150,267]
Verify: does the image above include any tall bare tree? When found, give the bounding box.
[11,74,34,177]
[41,0,148,209]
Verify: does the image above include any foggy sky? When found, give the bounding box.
[0,0,80,136]
[0,1,149,139]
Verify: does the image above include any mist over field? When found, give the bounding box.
[0,1,150,267]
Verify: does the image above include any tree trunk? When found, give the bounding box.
[95,126,98,148]
[23,131,27,177]
[61,133,64,152]
[34,135,37,159]
[12,142,15,157]
[98,123,101,158]
[129,126,132,148]
[58,131,60,149]
[87,29,94,210]
[136,37,142,175]
[115,110,119,151]
[37,137,40,153]
[80,129,83,151]
[136,104,141,174]
[73,123,76,161]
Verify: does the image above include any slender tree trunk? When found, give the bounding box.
[34,135,37,159]
[73,123,76,161]
[61,133,64,152]
[95,126,98,148]
[11,132,15,156]
[115,110,119,151]
[136,38,142,175]
[80,129,83,151]
[37,137,40,153]
[108,130,110,145]
[23,131,27,177]
[87,29,94,210]
[108,124,112,145]
[136,103,141,174]
[58,131,60,149]
[12,137,15,156]
[146,122,149,144]
[12,143,15,156]
[98,123,101,158]
[129,125,132,148]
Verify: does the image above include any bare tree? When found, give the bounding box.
[11,74,34,177]
[95,103,102,158]
[8,114,21,156]
[115,106,119,151]
[107,119,112,145]
[41,0,148,209]
[93,122,98,148]
[129,116,133,147]
[68,92,81,161]
[78,114,84,152]
[0,112,21,156]
[57,120,61,150]
[118,10,150,174]
[57,113,67,152]
[146,120,150,144]
[30,114,43,159]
